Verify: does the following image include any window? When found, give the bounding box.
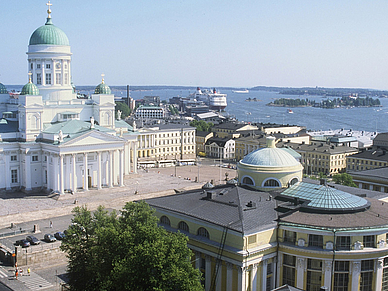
[46,73,51,85]
[242,176,254,185]
[32,156,38,162]
[197,227,209,239]
[46,64,51,69]
[333,261,349,291]
[264,179,280,187]
[11,155,17,161]
[307,259,322,291]
[160,216,170,226]
[178,221,189,233]
[64,73,68,84]
[37,64,41,69]
[309,234,323,248]
[289,178,298,186]
[282,254,296,286]
[37,73,42,85]
[284,230,296,243]
[336,236,351,250]
[56,73,62,84]
[11,169,18,183]
[30,63,33,70]
[45,170,47,184]
[363,235,375,248]
[360,260,373,291]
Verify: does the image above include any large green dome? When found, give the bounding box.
[29,18,69,46]
[95,80,111,95]
[21,81,39,96]
[0,83,7,94]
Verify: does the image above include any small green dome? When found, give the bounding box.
[29,18,69,46]
[21,81,39,96]
[0,83,7,94]
[94,79,111,95]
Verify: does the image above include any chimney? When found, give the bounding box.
[320,179,328,186]
[207,191,215,200]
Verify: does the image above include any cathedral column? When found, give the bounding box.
[261,259,268,291]
[59,154,64,194]
[66,155,71,191]
[46,152,50,191]
[119,149,124,187]
[5,152,11,190]
[376,258,384,291]
[133,142,138,174]
[251,264,258,291]
[323,260,332,291]
[72,154,76,192]
[226,263,233,291]
[25,151,32,191]
[108,151,113,187]
[53,154,59,191]
[296,257,306,289]
[205,255,212,291]
[83,153,88,191]
[238,266,247,291]
[97,151,102,190]
[351,261,361,291]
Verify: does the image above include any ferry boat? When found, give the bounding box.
[232,89,249,93]
[190,87,227,110]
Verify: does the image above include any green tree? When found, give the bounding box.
[332,173,357,187]
[115,102,131,119]
[190,120,213,132]
[61,202,203,291]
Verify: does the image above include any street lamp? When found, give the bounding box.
[224,172,229,183]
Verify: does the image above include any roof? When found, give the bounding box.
[349,149,388,161]
[0,120,18,133]
[115,120,134,131]
[196,112,225,119]
[278,182,370,213]
[196,130,213,138]
[94,81,111,95]
[146,184,278,234]
[43,120,114,135]
[272,285,304,291]
[349,167,388,182]
[213,122,257,131]
[205,137,234,147]
[277,141,358,155]
[29,18,69,46]
[21,82,39,96]
[240,137,299,167]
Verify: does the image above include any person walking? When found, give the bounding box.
[27,267,30,276]
[49,221,53,228]
[15,269,18,280]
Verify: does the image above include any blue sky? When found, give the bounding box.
[2,0,388,89]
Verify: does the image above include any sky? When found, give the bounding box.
[2,0,388,89]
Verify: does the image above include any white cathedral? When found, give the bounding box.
[0,2,138,194]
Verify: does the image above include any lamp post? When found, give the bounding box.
[224,172,229,183]
[197,156,200,183]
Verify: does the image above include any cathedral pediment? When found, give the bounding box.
[60,130,123,148]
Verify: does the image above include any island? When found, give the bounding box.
[267,96,381,108]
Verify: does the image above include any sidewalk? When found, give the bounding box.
[0,164,236,229]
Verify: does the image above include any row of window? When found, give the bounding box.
[33,73,69,85]
[284,231,379,249]
[283,254,374,291]
[160,216,210,239]
[349,159,385,166]
[30,63,68,70]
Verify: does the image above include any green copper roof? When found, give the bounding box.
[29,18,69,46]
[21,82,39,96]
[94,81,111,95]
[0,83,7,94]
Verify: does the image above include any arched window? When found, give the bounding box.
[160,216,170,226]
[178,221,189,233]
[264,179,280,187]
[242,176,254,185]
[289,178,299,186]
[197,227,210,239]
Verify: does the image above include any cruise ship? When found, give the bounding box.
[190,87,227,110]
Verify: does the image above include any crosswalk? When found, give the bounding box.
[0,267,8,279]
[18,272,53,290]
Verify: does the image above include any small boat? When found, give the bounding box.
[287,109,294,114]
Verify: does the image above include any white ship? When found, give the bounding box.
[190,87,227,110]
[232,89,249,93]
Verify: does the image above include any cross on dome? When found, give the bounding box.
[46,1,52,18]
[28,71,32,83]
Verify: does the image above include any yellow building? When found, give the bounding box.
[146,137,388,291]
[136,124,196,167]
[196,131,214,156]
[346,149,388,172]
[212,123,258,139]
[349,167,388,193]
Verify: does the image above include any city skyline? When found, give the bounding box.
[2,0,388,90]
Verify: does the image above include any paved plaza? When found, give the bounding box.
[0,160,237,229]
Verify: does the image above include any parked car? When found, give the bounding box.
[26,235,40,245]
[44,234,56,243]
[16,239,30,248]
[54,232,65,240]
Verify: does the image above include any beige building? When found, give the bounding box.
[346,149,388,172]
[349,167,388,193]
[212,123,258,139]
[195,131,213,155]
[136,124,196,167]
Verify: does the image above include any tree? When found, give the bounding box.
[115,102,131,119]
[332,173,357,187]
[190,120,213,132]
[61,202,203,291]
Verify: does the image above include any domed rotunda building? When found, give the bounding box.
[238,136,303,191]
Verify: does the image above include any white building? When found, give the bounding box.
[0,3,138,194]
[135,105,165,119]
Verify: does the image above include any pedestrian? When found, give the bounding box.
[27,267,30,276]
[15,269,18,280]
[50,221,53,228]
